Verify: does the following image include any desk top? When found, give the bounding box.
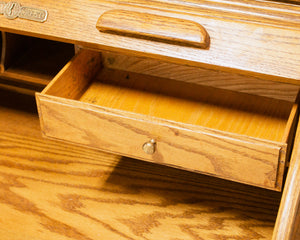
[0,0,300,83]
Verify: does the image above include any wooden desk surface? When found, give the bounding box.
[0,89,284,239]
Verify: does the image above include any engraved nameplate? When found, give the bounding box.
[0,1,47,22]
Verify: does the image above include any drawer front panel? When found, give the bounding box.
[37,94,282,189]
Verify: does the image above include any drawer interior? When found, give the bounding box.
[46,50,295,144]
[79,68,293,143]
[0,32,74,93]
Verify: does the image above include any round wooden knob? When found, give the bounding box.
[142,139,156,155]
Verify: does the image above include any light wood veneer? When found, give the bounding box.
[273,116,300,240]
[1,0,300,238]
[101,51,300,103]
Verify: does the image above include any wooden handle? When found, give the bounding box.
[96,10,210,48]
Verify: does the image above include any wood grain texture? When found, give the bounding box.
[0,89,282,240]
[0,0,299,82]
[101,51,300,102]
[36,94,284,190]
[110,0,300,28]
[273,116,300,240]
[292,204,300,239]
[35,50,295,190]
[81,68,292,143]
[0,32,2,73]
[42,49,102,99]
[97,10,210,48]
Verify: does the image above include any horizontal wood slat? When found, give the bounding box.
[101,51,300,102]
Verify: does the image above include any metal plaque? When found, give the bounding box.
[0,1,47,22]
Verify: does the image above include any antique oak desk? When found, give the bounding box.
[0,0,300,239]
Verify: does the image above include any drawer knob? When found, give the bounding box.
[142,139,156,155]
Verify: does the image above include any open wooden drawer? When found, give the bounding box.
[36,49,298,191]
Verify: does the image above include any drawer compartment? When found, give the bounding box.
[36,49,298,191]
[0,32,74,93]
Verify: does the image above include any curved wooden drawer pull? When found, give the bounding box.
[96,10,210,48]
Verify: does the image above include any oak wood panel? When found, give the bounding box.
[42,49,102,100]
[101,51,300,102]
[273,116,300,240]
[36,94,285,190]
[0,0,299,83]
[0,89,282,240]
[292,204,300,239]
[111,0,300,28]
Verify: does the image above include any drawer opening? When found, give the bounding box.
[80,68,294,143]
[46,50,295,143]
[0,32,75,92]
[38,49,298,190]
